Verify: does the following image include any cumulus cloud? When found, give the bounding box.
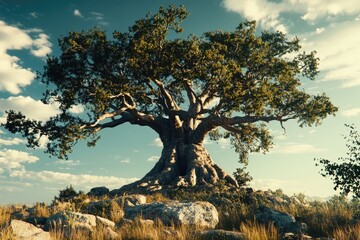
[31,33,52,57]
[222,0,360,31]
[10,170,138,188]
[342,108,360,117]
[303,20,360,87]
[0,21,52,94]
[0,96,60,123]
[0,149,39,170]
[69,104,85,114]
[0,137,26,146]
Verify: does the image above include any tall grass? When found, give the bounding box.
[240,221,278,240]
[0,188,359,239]
[332,222,360,240]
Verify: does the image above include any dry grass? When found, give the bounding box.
[240,221,278,240]
[0,190,359,240]
[332,222,360,240]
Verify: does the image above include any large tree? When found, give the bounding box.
[4,6,337,190]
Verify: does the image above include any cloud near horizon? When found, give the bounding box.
[10,169,138,189]
[0,21,51,94]
[270,142,326,154]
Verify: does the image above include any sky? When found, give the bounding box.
[0,0,359,204]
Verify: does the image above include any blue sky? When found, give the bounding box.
[0,0,359,204]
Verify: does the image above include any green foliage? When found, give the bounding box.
[233,167,253,187]
[3,5,337,165]
[53,185,84,203]
[316,124,360,198]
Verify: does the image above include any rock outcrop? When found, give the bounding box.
[87,186,109,197]
[256,207,307,234]
[124,201,219,228]
[9,219,50,240]
[45,211,117,238]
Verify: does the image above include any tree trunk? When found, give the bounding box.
[120,141,238,192]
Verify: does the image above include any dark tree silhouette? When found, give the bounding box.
[4,6,337,191]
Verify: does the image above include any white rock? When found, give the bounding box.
[10,220,50,240]
[125,201,219,228]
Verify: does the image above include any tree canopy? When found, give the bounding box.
[316,124,360,198]
[4,5,337,169]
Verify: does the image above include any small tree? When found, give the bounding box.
[316,124,360,198]
[233,167,253,187]
[4,6,337,191]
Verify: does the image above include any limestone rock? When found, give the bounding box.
[124,201,218,228]
[117,194,147,207]
[198,229,247,240]
[256,207,307,234]
[87,186,109,197]
[10,220,50,240]
[45,211,97,237]
[256,207,294,230]
[96,216,116,228]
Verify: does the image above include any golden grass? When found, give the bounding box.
[332,222,360,240]
[0,191,359,240]
[239,221,278,240]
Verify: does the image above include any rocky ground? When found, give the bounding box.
[2,184,358,239]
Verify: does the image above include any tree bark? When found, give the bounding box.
[120,141,238,192]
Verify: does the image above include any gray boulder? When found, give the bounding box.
[45,211,96,238]
[87,186,109,197]
[199,229,247,240]
[124,201,218,228]
[117,194,147,207]
[256,207,307,233]
[9,219,50,240]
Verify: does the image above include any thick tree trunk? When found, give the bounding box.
[120,141,238,192]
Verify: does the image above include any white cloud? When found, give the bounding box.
[342,108,360,117]
[147,156,159,162]
[151,138,163,147]
[55,160,81,166]
[31,33,52,57]
[0,149,39,170]
[0,137,26,146]
[69,104,85,114]
[10,170,138,189]
[0,96,60,123]
[218,138,230,149]
[315,27,325,34]
[222,0,360,31]
[73,9,83,18]
[303,20,360,87]
[0,21,52,94]
[250,178,288,191]
[271,142,326,154]
[120,158,131,163]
